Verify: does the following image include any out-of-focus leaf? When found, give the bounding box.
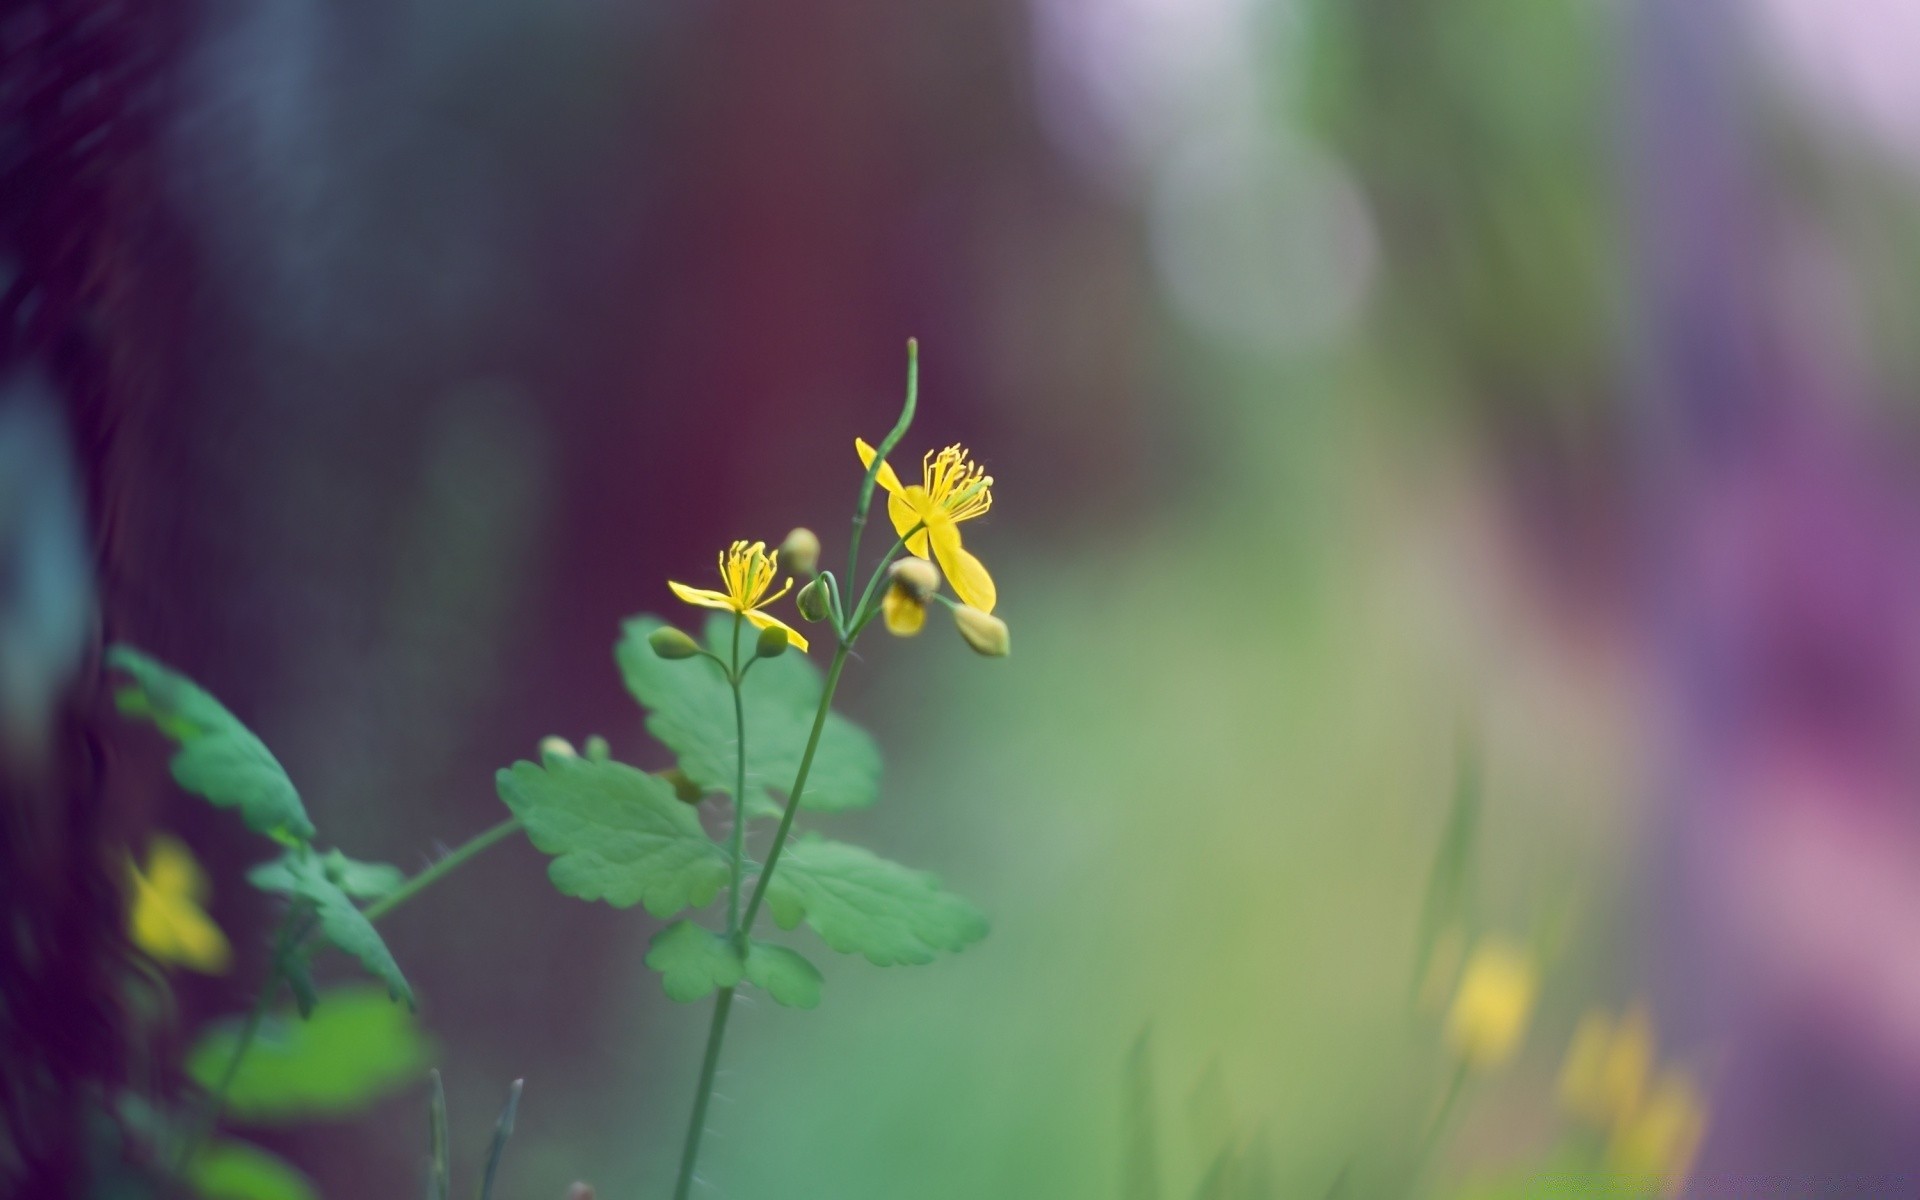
[187,1139,320,1200]
[1412,738,1480,999]
[762,835,988,966]
[644,921,743,1002]
[249,852,413,1006]
[186,986,432,1122]
[744,941,823,1009]
[615,615,881,813]
[106,646,314,845]
[249,848,404,902]
[496,755,728,916]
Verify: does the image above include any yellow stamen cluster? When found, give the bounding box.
[719,540,789,611]
[923,445,993,522]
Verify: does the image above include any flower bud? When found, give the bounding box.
[952,605,1010,657]
[755,624,790,658]
[583,735,610,762]
[659,768,704,805]
[539,736,579,763]
[648,625,701,660]
[888,556,940,602]
[779,527,821,576]
[795,575,832,622]
[882,583,926,636]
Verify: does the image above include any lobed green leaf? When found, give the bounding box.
[106,646,314,845]
[185,985,433,1122]
[744,941,824,1009]
[761,834,988,966]
[645,920,743,1002]
[496,754,729,917]
[615,615,882,814]
[250,848,404,903]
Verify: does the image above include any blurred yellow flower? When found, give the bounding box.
[1608,1070,1706,1193]
[1444,936,1536,1069]
[668,540,808,653]
[128,835,230,974]
[855,439,997,613]
[1558,1003,1707,1195]
[1558,1005,1654,1127]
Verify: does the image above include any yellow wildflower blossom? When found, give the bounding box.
[855,439,997,613]
[1608,1069,1707,1193]
[1558,1005,1654,1127]
[128,835,230,974]
[1444,936,1537,1070]
[668,540,808,653]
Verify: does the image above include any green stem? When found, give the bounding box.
[739,639,853,936]
[671,986,737,1200]
[361,816,524,925]
[843,340,919,633]
[725,613,748,936]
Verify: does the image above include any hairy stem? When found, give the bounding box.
[671,986,737,1200]
[725,613,748,936]
[843,339,919,633]
[739,639,852,936]
[361,816,523,925]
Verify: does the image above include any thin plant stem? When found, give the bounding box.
[843,339,919,632]
[361,816,523,925]
[671,986,737,1200]
[725,613,748,936]
[738,639,852,936]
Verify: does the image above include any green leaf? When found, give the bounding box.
[762,835,989,966]
[249,848,404,902]
[615,615,882,813]
[496,754,729,916]
[187,1139,320,1200]
[744,941,824,1009]
[250,852,413,1006]
[106,646,315,845]
[185,986,433,1121]
[644,921,743,1002]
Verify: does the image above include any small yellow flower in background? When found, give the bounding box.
[668,540,809,653]
[1444,935,1536,1070]
[881,559,939,637]
[855,439,997,613]
[1558,1005,1654,1127]
[1558,1003,1708,1195]
[1608,1070,1706,1193]
[128,835,230,974]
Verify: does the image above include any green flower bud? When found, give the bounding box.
[888,556,940,603]
[648,625,701,660]
[755,624,790,658]
[952,605,1010,657]
[539,736,579,763]
[795,575,833,622]
[779,527,821,576]
[583,735,611,762]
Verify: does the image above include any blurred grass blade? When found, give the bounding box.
[1122,1028,1160,1200]
[426,1070,449,1200]
[478,1078,524,1200]
[1411,734,1481,1000]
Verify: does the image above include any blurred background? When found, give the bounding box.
[11,0,1920,1194]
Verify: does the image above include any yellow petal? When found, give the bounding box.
[130,870,230,975]
[162,899,232,974]
[1444,937,1536,1071]
[929,521,996,613]
[668,581,739,611]
[882,586,927,636]
[743,609,810,653]
[146,835,209,902]
[891,490,931,557]
[855,438,905,496]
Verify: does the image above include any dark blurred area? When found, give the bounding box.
[11,0,1920,1194]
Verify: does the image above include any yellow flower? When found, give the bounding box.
[668,540,809,653]
[1444,936,1536,1070]
[1608,1070,1706,1193]
[1558,1006,1654,1127]
[128,835,230,974]
[855,439,997,613]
